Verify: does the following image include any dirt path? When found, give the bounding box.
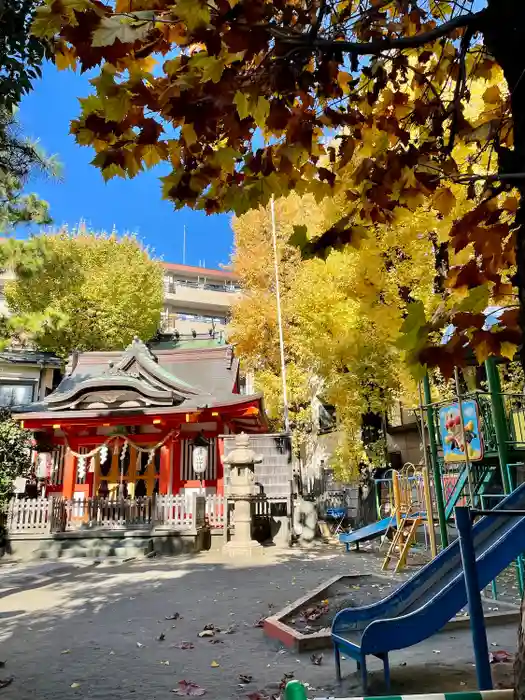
[0,545,518,699]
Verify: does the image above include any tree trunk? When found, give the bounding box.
[482,4,525,697]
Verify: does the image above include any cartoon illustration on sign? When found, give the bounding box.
[438,400,483,463]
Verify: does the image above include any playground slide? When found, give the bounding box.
[338,516,393,550]
[332,481,525,689]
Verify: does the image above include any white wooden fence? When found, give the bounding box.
[6,493,272,534]
[6,497,51,534]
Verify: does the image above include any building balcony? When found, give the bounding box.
[163,282,241,313]
[160,314,229,337]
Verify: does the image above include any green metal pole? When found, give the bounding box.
[485,358,511,495]
[484,358,523,595]
[423,373,448,548]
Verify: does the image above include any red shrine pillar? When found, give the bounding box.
[216,437,224,496]
[159,444,171,495]
[171,437,182,495]
[62,448,77,499]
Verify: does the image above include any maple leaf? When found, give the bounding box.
[189,54,224,83]
[104,92,130,122]
[252,97,270,131]
[32,7,64,38]
[141,145,163,169]
[500,341,518,361]
[397,301,428,353]
[483,85,501,105]
[55,47,77,71]
[101,163,126,181]
[181,123,197,147]
[455,284,490,314]
[432,187,456,217]
[234,92,250,120]
[91,16,152,47]
[172,0,210,30]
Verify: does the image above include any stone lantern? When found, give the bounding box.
[223,432,263,556]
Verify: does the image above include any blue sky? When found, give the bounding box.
[18,63,234,269]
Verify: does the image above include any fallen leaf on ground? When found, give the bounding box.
[198,630,214,638]
[209,639,224,644]
[70,683,80,689]
[173,641,194,650]
[253,617,265,628]
[210,660,219,668]
[222,624,237,634]
[432,649,440,654]
[165,613,181,621]
[109,651,115,655]
[161,660,170,666]
[136,642,144,648]
[172,680,206,696]
[239,674,253,683]
[0,678,12,690]
[61,649,71,654]
[157,633,166,641]
[490,650,513,663]
[310,653,323,665]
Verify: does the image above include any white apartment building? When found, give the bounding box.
[160,262,241,337]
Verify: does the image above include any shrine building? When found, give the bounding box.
[14,337,267,501]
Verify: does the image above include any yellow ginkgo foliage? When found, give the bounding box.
[230,180,491,478]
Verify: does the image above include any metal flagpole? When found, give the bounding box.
[183,224,186,265]
[270,196,290,433]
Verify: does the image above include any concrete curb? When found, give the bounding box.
[264,574,521,652]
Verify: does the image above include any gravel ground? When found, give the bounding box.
[0,544,519,700]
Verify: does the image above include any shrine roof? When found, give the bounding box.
[15,338,263,421]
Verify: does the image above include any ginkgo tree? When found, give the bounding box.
[230,190,439,478]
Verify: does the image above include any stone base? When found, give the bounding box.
[222,539,264,557]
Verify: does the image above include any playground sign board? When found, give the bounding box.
[438,400,483,463]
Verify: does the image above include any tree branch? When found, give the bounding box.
[269,10,485,55]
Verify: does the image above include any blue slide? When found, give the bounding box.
[332,481,525,692]
[338,516,394,551]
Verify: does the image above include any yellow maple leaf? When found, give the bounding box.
[474,340,492,365]
[337,71,353,93]
[483,85,501,105]
[234,91,250,121]
[102,163,126,181]
[32,7,63,38]
[55,47,77,71]
[211,660,219,668]
[136,56,157,73]
[123,150,143,178]
[174,0,210,30]
[166,23,188,45]
[182,123,197,147]
[141,145,162,169]
[432,187,456,216]
[500,341,517,361]
[252,96,269,130]
[104,92,130,122]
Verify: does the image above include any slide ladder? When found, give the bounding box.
[382,515,422,573]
